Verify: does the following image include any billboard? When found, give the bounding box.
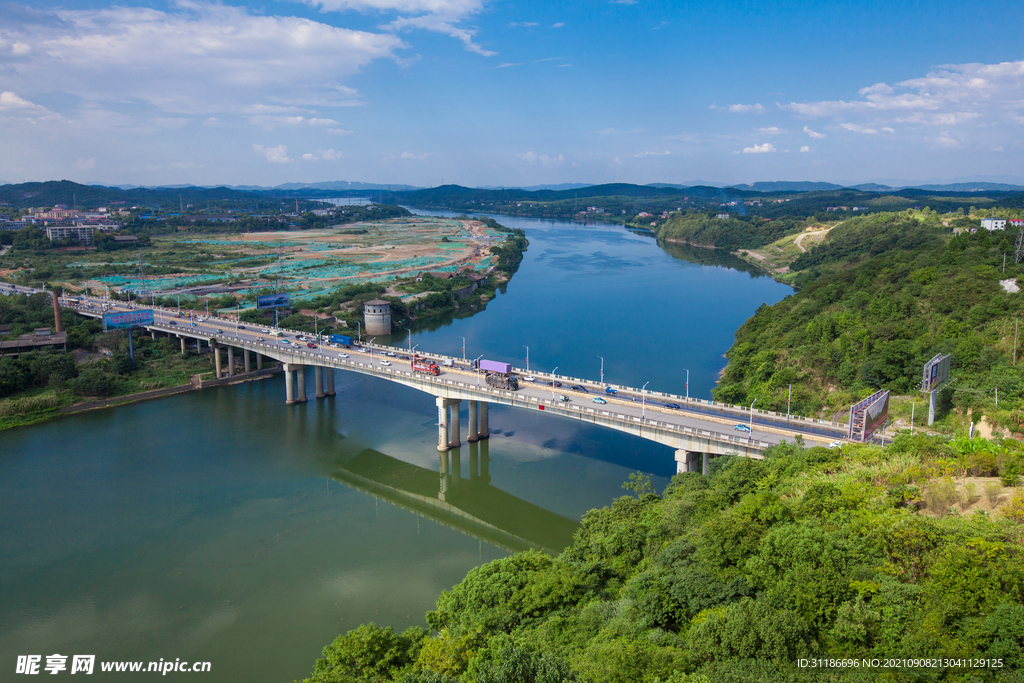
[103,309,154,330]
[848,389,890,442]
[256,293,290,309]
[922,353,951,392]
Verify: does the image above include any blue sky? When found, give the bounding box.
[2,0,1023,187]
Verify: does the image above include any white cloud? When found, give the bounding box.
[0,91,62,124]
[515,151,564,166]
[800,145,810,152]
[253,144,291,163]
[741,142,776,153]
[320,149,344,160]
[400,152,430,160]
[803,125,825,139]
[302,153,317,161]
[551,22,565,28]
[841,123,878,134]
[936,133,960,148]
[0,3,405,115]
[327,128,354,135]
[510,21,538,27]
[73,157,95,171]
[634,150,670,157]
[882,127,895,134]
[380,0,496,58]
[495,62,523,68]
[727,103,765,113]
[758,126,782,134]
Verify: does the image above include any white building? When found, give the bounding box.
[981,218,1007,231]
[45,225,95,244]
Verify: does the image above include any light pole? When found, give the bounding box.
[551,367,559,401]
[787,385,792,420]
[475,355,484,385]
[404,327,412,352]
[684,368,689,401]
[749,398,758,440]
[524,346,529,372]
[355,321,361,344]
[460,336,466,362]
[642,381,650,419]
[412,344,419,358]
[599,356,604,385]
[369,337,376,360]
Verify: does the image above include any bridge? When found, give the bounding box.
[2,285,853,474]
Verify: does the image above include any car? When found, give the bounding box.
[256,336,265,341]
[238,325,246,330]
[605,387,618,395]
[385,351,397,357]
[559,395,570,402]
[827,441,844,449]
[524,376,536,382]
[280,339,290,344]
[379,360,391,366]
[399,355,410,361]
[190,322,197,327]
[665,403,680,409]
[168,321,177,325]
[215,329,224,334]
[592,397,607,404]
[307,342,317,348]
[733,424,751,432]
[262,329,271,334]
[338,353,349,358]
[570,384,588,393]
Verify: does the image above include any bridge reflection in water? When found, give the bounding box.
[330,440,580,555]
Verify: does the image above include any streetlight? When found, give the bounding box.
[551,367,559,401]
[355,321,361,344]
[460,336,466,362]
[404,327,412,352]
[642,381,650,419]
[369,337,376,360]
[599,356,604,385]
[684,369,689,401]
[749,398,758,440]
[475,355,484,385]
[524,345,529,372]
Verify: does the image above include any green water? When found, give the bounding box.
[0,215,792,681]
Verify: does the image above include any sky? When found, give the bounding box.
[1,0,1023,188]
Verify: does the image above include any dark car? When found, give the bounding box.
[547,381,562,388]
[570,385,588,393]
[665,403,680,409]
[238,325,246,330]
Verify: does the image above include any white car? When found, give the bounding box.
[379,359,391,366]
[524,376,536,382]
[338,353,349,358]
[262,329,271,334]
[827,441,844,449]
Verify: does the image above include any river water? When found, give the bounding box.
[0,214,791,681]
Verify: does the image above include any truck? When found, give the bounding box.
[412,355,441,376]
[329,334,354,346]
[478,359,519,391]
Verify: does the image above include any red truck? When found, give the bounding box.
[412,355,441,376]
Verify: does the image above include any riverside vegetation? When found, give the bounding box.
[712,210,1024,433]
[299,435,1024,683]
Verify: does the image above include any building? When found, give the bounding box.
[716,213,731,220]
[363,299,392,336]
[45,225,95,244]
[981,218,1007,231]
[1010,219,1024,228]
[35,208,80,221]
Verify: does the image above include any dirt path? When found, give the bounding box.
[795,228,832,253]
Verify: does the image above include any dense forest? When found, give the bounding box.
[655,214,806,251]
[299,436,1024,683]
[714,211,1024,432]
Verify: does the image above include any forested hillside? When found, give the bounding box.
[299,436,1024,683]
[715,212,1024,430]
[655,214,805,251]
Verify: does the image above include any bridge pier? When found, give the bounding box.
[296,365,307,403]
[437,397,457,451]
[324,367,335,396]
[256,353,263,371]
[469,441,479,481]
[244,349,251,373]
[314,365,325,399]
[479,402,489,439]
[150,331,155,340]
[451,446,461,481]
[439,451,450,501]
[703,453,710,476]
[227,347,235,377]
[214,346,222,378]
[284,364,296,405]
[675,450,711,476]
[449,400,462,448]
[467,400,479,442]
[180,336,185,354]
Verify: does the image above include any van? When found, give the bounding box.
[442,359,454,367]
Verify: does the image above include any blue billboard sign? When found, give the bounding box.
[103,309,155,330]
[257,293,290,309]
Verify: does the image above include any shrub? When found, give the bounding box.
[985,481,1003,508]
[1005,490,1024,524]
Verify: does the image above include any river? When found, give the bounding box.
[0,213,792,681]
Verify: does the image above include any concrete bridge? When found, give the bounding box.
[5,285,852,475]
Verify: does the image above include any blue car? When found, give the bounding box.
[592,397,607,404]
[665,403,680,409]
[733,424,751,432]
[605,387,618,395]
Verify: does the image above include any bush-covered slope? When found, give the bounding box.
[715,212,1024,428]
[298,437,1024,683]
